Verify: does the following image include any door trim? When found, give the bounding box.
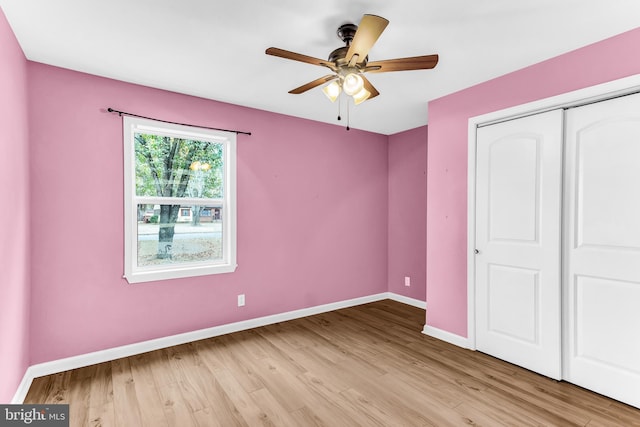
[467,73,640,350]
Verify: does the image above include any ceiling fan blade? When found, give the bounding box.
[365,54,439,73]
[346,14,389,65]
[289,75,338,94]
[266,47,336,71]
[361,75,380,100]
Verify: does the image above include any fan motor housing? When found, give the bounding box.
[328,46,349,65]
[328,47,368,68]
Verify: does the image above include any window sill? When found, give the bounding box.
[124,262,238,284]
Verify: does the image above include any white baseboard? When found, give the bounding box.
[387,293,426,309]
[422,324,471,349]
[11,367,36,404]
[13,292,423,403]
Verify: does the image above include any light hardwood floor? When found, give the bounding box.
[25,300,640,426]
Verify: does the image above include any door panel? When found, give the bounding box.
[575,126,640,249]
[574,275,640,375]
[487,137,539,242]
[564,93,640,408]
[475,109,563,380]
[487,265,539,343]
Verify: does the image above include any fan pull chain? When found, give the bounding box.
[346,99,350,131]
[335,93,350,131]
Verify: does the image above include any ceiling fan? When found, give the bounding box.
[266,14,439,105]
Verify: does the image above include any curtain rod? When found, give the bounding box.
[107,107,252,136]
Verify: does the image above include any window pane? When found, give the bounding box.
[134,133,224,198]
[137,203,223,267]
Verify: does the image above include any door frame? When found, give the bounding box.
[466,73,640,351]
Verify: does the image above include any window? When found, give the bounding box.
[123,116,237,283]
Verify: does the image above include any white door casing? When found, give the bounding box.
[475,110,564,380]
[563,93,640,408]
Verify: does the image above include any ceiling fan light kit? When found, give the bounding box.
[266,13,439,112]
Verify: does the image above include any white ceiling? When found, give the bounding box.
[2,1,640,135]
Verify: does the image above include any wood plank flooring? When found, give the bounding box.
[25,300,640,426]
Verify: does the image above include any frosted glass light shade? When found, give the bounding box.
[352,87,371,105]
[322,81,341,102]
[343,73,364,96]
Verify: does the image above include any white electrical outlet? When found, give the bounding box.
[238,294,245,307]
[404,276,411,287]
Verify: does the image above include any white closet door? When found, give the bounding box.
[564,93,640,408]
[475,110,563,379]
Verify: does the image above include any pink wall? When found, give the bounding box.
[387,126,427,300]
[0,8,30,402]
[27,63,389,364]
[426,27,640,337]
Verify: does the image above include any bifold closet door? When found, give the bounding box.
[475,109,563,380]
[564,93,640,409]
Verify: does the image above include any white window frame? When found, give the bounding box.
[123,116,237,283]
